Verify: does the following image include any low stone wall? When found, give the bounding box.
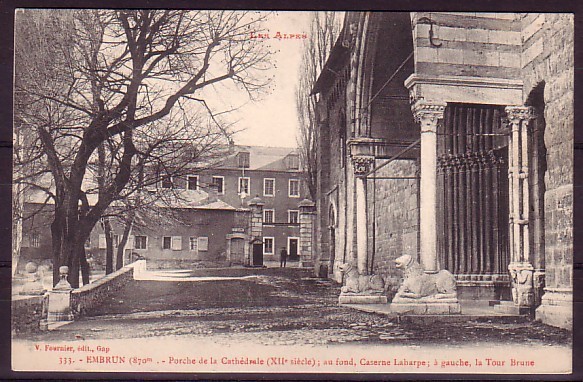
[70,260,144,318]
[12,295,44,334]
[145,259,231,270]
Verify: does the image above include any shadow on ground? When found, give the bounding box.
[15,267,572,348]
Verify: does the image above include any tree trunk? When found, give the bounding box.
[50,208,65,286]
[12,208,23,277]
[79,242,90,285]
[68,247,80,288]
[116,220,132,270]
[104,219,114,274]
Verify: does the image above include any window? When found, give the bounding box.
[189,237,198,251]
[187,175,198,190]
[98,234,107,249]
[163,236,172,249]
[198,237,209,251]
[238,177,250,195]
[134,235,147,250]
[287,154,300,170]
[263,178,275,196]
[161,175,173,189]
[263,237,274,254]
[237,151,250,168]
[289,179,300,197]
[30,233,40,248]
[288,210,299,224]
[263,209,275,224]
[171,236,182,250]
[212,176,225,194]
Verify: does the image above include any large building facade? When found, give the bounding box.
[197,145,308,263]
[19,145,309,271]
[313,12,573,329]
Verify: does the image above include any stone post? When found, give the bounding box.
[247,196,264,266]
[40,266,74,331]
[351,155,375,275]
[386,100,460,314]
[412,100,446,273]
[505,106,536,311]
[299,199,316,268]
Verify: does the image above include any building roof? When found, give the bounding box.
[215,145,300,172]
[24,186,238,211]
[311,13,357,95]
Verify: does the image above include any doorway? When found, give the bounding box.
[230,238,245,265]
[437,103,510,291]
[252,242,263,267]
[288,237,299,261]
[328,204,336,275]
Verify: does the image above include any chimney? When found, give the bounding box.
[207,183,219,203]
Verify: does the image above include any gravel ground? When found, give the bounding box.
[14,268,571,348]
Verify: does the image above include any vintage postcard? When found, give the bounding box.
[11,9,573,375]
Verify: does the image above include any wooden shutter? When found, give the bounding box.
[98,234,107,249]
[171,236,182,250]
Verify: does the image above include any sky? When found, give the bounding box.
[218,11,315,149]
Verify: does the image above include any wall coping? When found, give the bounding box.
[71,260,142,295]
[71,267,132,295]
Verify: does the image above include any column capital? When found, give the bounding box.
[505,106,535,124]
[412,100,447,132]
[351,155,375,177]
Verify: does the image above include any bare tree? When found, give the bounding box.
[295,12,342,200]
[15,9,272,287]
[96,110,231,274]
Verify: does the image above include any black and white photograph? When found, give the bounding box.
[10,8,574,375]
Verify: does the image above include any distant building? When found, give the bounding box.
[174,145,307,263]
[312,12,573,329]
[19,145,309,270]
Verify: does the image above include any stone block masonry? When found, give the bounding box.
[12,295,44,334]
[367,159,419,281]
[69,260,143,318]
[519,13,574,329]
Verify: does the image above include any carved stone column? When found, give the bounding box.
[352,155,375,275]
[412,100,446,273]
[387,100,460,315]
[505,106,536,310]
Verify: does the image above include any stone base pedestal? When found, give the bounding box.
[457,280,511,301]
[390,298,461,315]
[41,290,74,331]
[339,294,388,304]
[19,280,45,295]
[493,301,531,315]
[535,290,572,330]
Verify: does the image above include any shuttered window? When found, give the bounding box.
[198,237,209,251]
[171,236,182,250]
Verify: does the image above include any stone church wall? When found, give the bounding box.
[367,159,419,281]
[520,13,574,329]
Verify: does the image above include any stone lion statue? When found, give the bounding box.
[392,254,457,301]
[339,262,385,295]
